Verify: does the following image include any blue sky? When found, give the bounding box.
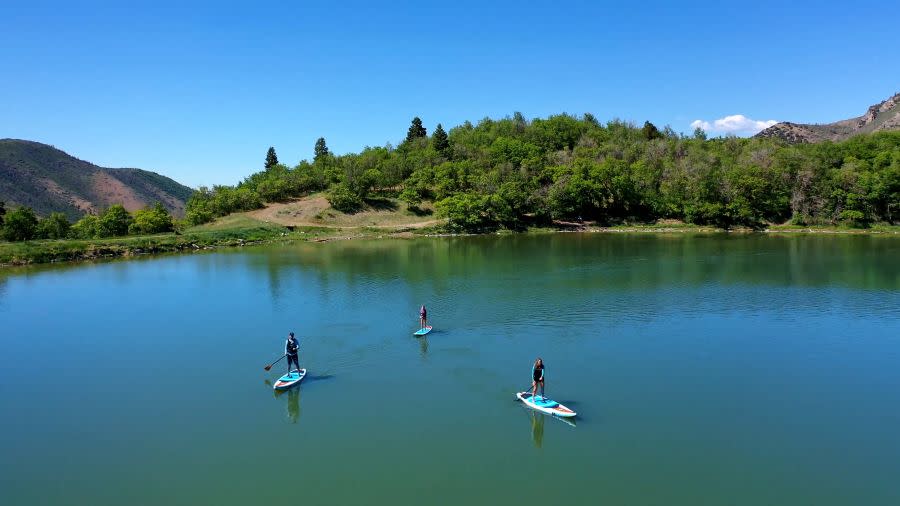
[1,1,897,187]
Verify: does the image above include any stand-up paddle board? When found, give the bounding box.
[274,368,307,390]
[413,326,432,336]
[517,392,576,418]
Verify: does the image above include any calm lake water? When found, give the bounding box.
[2,233,900,505]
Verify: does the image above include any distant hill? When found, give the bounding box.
[755,92,900,143]
[0,139,194,219]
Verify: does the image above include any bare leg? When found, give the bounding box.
[531,380,537,400]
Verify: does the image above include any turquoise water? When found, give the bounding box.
[2,234,899,505]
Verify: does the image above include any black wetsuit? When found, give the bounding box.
[285,337,300,373]
[533,363,544,397]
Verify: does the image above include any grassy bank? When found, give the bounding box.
[2,212,898,267]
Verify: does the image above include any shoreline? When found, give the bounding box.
[2,222,898,268]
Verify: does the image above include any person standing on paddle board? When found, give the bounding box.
[531,358,545,399]
[285,332,300,375]
[419,304,427,329]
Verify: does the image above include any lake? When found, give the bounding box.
[2,233,899,505]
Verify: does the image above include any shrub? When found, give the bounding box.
[129,203,174,235]
[36,212,71,239]
[98,205,133,237]
[327,183,363,213]
[69,215,102,239]
[1,207,39,241]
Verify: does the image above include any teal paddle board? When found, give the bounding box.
[274,368,307,390]
[517,391,576,418]
[413,326,432,336]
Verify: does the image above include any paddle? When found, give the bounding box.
[514,386,533,400]
[515,386,545,400]
[264,354,287,371]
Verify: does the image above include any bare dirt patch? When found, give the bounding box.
[40,178,96,214]
[92,172,145,211]
[247,194,444,229]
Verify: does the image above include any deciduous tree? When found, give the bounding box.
[1,206,38,241]
[36,212,71,239]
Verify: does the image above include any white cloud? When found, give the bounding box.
[690,115,778,136]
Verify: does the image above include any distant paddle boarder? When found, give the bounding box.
[531,357,545,400]
[285,332,300,375]
[419,304,428,329]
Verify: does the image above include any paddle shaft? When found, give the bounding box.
[264,354,287,371]
[516,383,545,399]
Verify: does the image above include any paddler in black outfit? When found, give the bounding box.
[285,332,300,375]
[531,357,545,400]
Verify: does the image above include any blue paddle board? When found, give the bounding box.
[413,326,432,336]
[274,368,307,390]
[517,391,576,418]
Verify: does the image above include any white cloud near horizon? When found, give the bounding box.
[690,115,778,135]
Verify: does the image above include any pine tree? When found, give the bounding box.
[265,147,279,169]
[314,137,330,161]
[642,121,662,140]
[432,123,449,153]
[406,117,427,143]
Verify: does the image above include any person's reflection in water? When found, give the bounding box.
[286,388,301,424]
[418,336,428,359]
[530,410,544,449]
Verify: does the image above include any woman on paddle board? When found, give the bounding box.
[285,332,300,374]
[419,304,427,329]
[531,358,545,399]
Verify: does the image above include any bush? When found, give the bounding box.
[98,205,133,237]
[327,183,363,213]
[1,207,39,241]
[69,215,102,239]
[839,209,868,228]
[436,193,494,232]
[399,186,422,208]
[129,203,174,235]
[36,212,71,239]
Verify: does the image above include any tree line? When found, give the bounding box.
[0,202,174,242]
[4,113,899,242]
[184,114,900,231]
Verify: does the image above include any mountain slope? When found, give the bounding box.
[755,92,900,143]
[0,139,194,219]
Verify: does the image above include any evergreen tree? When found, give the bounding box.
[265,147,279,169]
[642,121,662,140]
[406,117,427,142]
[432,124,449,153]
[0,201,5,224]
[314,137,330,161]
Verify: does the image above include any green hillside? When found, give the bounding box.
[187,114,900,231]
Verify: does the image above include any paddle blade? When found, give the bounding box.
[264,364,272,371]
